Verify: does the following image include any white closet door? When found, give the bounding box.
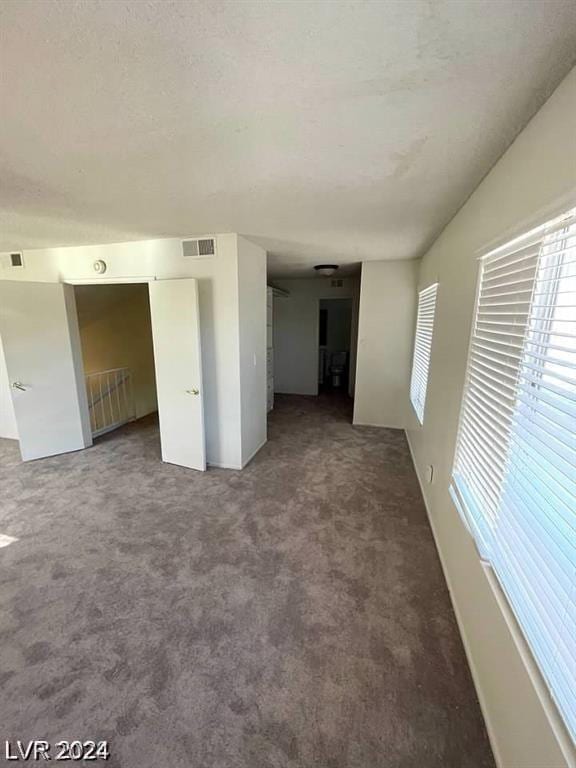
[0,281,92,461]
[148,279,206,471]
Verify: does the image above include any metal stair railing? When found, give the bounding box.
[85,367,135,437]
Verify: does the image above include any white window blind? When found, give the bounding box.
[451,208,576,743]
[410,283,438,424]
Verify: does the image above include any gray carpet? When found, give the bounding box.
[0,393,494,768]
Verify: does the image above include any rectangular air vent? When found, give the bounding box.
[10,252,23,267]
[182,238,216,259]
[331,278,343,287]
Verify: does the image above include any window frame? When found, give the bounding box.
[450,207,576,745]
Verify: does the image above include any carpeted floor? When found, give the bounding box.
[0,393,494,768]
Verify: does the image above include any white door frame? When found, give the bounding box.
[317,296,354,374]
[64,277,157,285]
[64,276,206,471]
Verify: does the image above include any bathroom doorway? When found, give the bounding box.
[318,298,353,393]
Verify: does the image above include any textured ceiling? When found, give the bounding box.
[1,0,575,277]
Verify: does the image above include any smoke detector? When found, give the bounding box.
[314,264,339,277]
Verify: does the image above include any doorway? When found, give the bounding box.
[74,283,158,440]
[73,278,207,471]
[270,277,360,423]
[318,298,353,393]
[0,278,206,470]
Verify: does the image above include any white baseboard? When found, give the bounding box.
[207,437,267,471]
[240,437,267,468]
[207,460,243,470]
[405,430,504,768]
[353,419,404,430]
[404,431,576,768]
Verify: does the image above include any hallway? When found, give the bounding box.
[0,394,493,767]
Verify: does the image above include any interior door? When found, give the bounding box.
[0,281,92,461]
[148,278,206,471]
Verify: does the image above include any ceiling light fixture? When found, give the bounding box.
[314,264,339,277]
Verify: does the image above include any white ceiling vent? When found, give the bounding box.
[182,238,216,259]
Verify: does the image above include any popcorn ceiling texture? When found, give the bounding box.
[1,1,575,274]
[0,394,493,767]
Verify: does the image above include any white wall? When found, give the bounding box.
[349,286,359,398]
[407,68,576,767]
[274,291,319,395]
[0,234,252,469]
[0,334,19,440]
[353,260,418,429]
[237,236,267,467]
[273,277,359,396]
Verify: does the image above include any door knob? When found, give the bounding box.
[186,388,199,395]
[12,381,26,391]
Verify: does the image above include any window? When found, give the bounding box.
[410,283,438,423]
[451,208,576,742]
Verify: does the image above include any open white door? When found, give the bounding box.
[148,279,206,471]
[0,281,92,461]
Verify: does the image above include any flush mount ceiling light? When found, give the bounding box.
[314,264,339,277]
